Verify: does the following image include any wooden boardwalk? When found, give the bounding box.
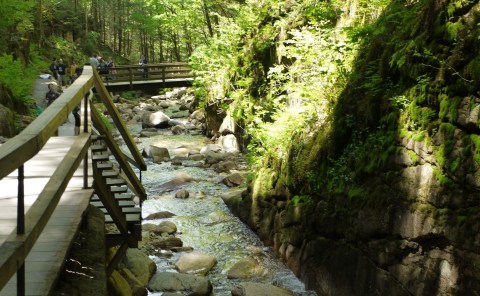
[0,130,93,295]
[103,77,194,92]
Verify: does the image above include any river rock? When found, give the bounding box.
[143,111,170,128]
[213,160,237,173]
[119,267,148,296]
[171,125,187,134]
[218,134,240,153]
[200,143,223,154]
[227,257,266,279]
[153,221,178,235]
[0,104,15,137]
[148,272,212,295]
[108,270,132,296]
[173,147,190,157]
[231,283,294,296]
[223,173,244,187]
[144,211,176,220]
[175,189,190,199]
[142,145,171,159]
[189,109,206,122]
[122,248,157,287]
[188,153,205,161]
[219,113,236,135]
[175,252,217,276]
[151,236,183,249]
[158,172,194,191]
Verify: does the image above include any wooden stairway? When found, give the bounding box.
[90,135,142,248]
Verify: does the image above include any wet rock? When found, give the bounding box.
[231,282,294,296]
[144,211,176,220]
[171,159,183,166]
[175,252,217,276]
[151,236,183,249]
[223,173,244,187]
[213,160,237,173]
[148,272,212,296]
[139,130,159,137]
[218,134,240,153]
[158,172,194,191]
[153,221,178,235]
[227,257,266,279]
[171,246,195,252]
[219,113,236,135]
[188,153,205,161]
[200,143,223,154]
[142,111,170,128]
[118,267,148,296]
[175,189,190,199]
[142,145,170,160]
[173,147,190,157]
[122,248,157,287]
[171,125,187,134]
[189,109,206,122]
[0,104,15,137]
[108,270,132,296]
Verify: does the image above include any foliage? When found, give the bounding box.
[0,54,36,104]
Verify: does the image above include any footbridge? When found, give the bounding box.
[0,65,156,295]
[100,62,194,92]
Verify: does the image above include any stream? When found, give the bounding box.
[120,91,316,296]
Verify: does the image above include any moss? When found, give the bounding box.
[445,21,465,41]
[470,134,480,165]
[456,215,467,225]
[439,95,462,123]
[407,150,419,164]
[433,167,455,188]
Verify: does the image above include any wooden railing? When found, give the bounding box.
[100,62,193,86]
[0,66,147,295]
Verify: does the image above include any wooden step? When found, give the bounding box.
[105,213,141,223]
[110,186,128,193]
[91,134,106,141]
[92,154,110,161]
[98,207,141,214]
[96,163,113,170]
[106,178,127,186]
[91,144,108,152]
[102,170,118,177]
[90,200,136,208]
[91,193,133,202]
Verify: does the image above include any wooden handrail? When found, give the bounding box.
[0,68,94,180]
[0,65,148,293]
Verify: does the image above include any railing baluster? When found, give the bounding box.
[17,165,25,296]
[83,94,89,189]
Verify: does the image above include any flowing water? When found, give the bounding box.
[123,107,316,295]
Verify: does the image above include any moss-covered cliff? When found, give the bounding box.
[197,0,480,294]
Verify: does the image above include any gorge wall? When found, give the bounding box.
[210,1,480,295]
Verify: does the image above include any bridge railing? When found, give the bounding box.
[100,62,193,85]
[0,66,147,295]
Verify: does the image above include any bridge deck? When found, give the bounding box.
[0,131,93,295]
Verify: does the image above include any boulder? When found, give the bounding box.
[227,257,266,279]
[145,145,170,161]
[213,160,237,173]
[175,252,217,276]
[218,134,240,153]
[148,272,212,296]
[223,173,244,187]
[200,144,223,155]
[189,109,206,122]
[122,248,157,287]
[143,111,170,128]
[231,283,294,296]
[0,104,15,137]
[151,236,183,249]
[108,270,132,296]
[144,211,176,220]
[219,113,236,135]
[175,189,190,199]
[457,96,480,129]
[171,125,187,135]
[152,221,178,235]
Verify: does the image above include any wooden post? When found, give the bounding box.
[129,67,133,90]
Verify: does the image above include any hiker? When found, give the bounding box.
[49,60,58,81]
[139,54,148,78]
[72,104,80,135]
[44,83,60,107]
[57,59,67,88]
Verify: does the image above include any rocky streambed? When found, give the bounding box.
[108,88,316,296]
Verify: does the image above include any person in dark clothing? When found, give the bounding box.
[49,60,58,80]
[44,83,60,107]
[57,59,67,87]
[72,104,80,135]
[139,54,148,78]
